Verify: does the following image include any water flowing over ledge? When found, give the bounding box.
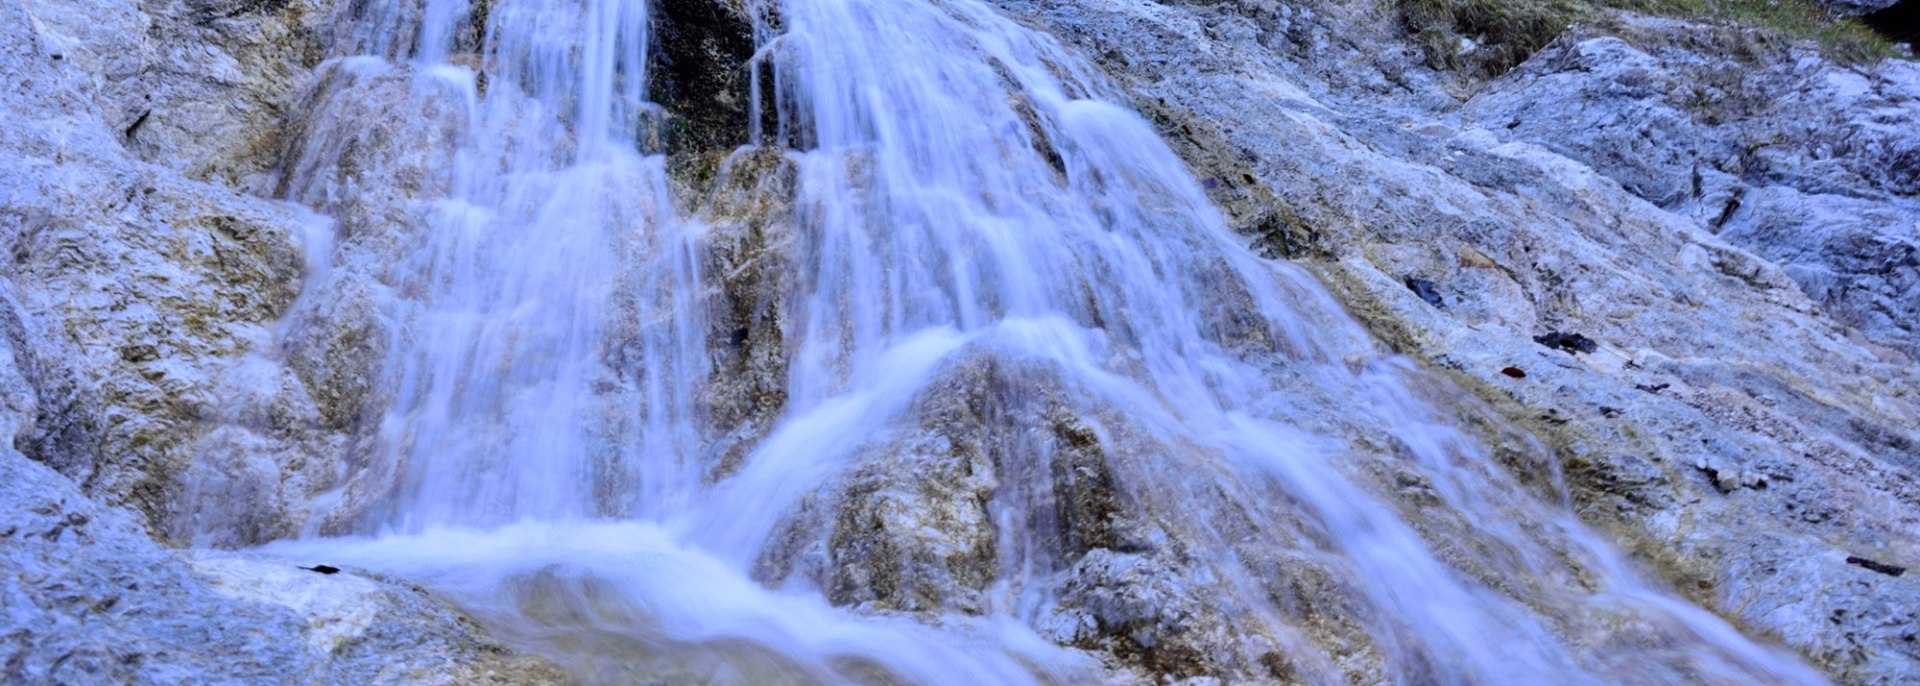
[8,0,1916,681]
[163,0,1841,681]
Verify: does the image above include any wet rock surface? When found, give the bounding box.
[990,0,1920,682]
[4,0,1920,682]
[695,148,800,484]
[0,0,564,679]
[1,0,323,529]
[650,0,765,161]
[0,320,566,684]
[0,447,569,684]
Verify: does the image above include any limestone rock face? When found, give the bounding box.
[5,0,1920,681]
[994,0,1920,682]
[1463,22,1920,360]
[0,0,324,526]
[174,56,473,546]
[0,300,563,683]
[19,0,340,186]
[0,0,564,679]
[696,148,801,484]
[0,442,567,684]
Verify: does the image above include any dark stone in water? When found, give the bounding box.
[1847,556,1907,577]
[1403,276,1444,307]
[652,0,779,158]
[299,564,341,575]
[1533,331,1598,354]
[1499,366,1526,378]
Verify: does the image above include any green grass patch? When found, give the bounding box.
[1402,0,1585,74]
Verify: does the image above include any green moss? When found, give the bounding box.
[1400,0,1898,76]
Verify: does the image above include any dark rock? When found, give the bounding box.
[1048,408,1125,558]
[118,344,159,363]
[186,0,288,23]
[1500,366,1527,378]
[1864,0,1920,50]
[651,0,771,160]
[1847,556,1908,577]
[1533,331,1598,354]
[123,109,151,141]
[1246,208,1324,260]
[1402,276,1444,307]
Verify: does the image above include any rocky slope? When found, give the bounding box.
[1,0,1916,683]
[0,0,569,680]
[989,0,1920,681]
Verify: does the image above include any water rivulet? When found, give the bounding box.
[179,0,1834,682]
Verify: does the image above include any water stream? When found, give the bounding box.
[210,0,1832,682]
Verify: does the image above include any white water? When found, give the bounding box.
[229,0,1830,683]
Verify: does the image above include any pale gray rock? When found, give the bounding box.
[0,297,563,684]
[1461,36,1708,209]
[993,0,1920,682]
[1462,22,1920,360]
[692,148,802,485]
[1,0,323,525]
[1719,184,1919,363]
[0,442,568,685]
[0,0,566,681]
[19,0,342,185]
[172,56,473,546]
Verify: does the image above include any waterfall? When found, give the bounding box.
[219,0,1833,682]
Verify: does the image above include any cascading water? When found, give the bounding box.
[198,0,1837,682]
[345,0,671,530]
